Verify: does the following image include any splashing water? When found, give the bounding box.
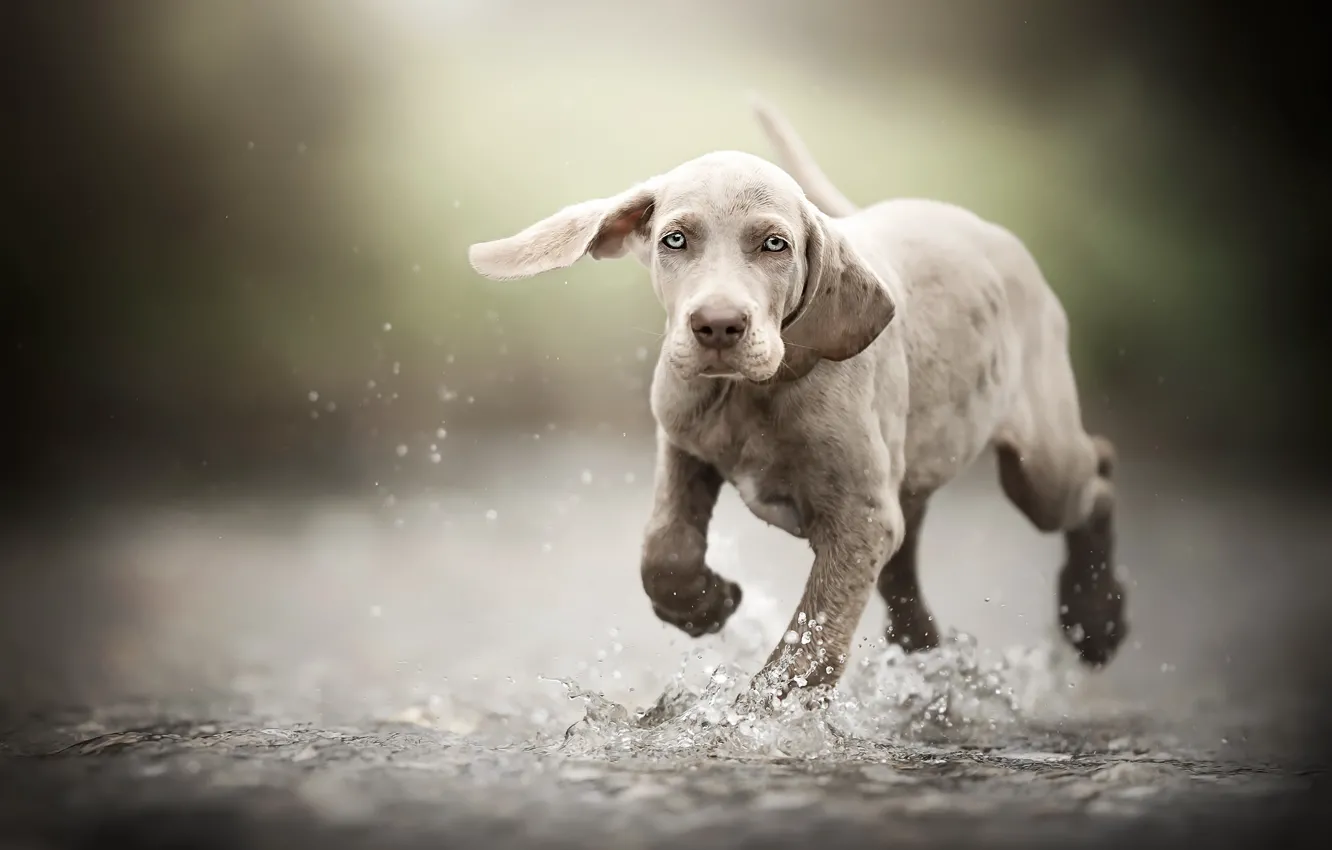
[541,627,1084,763]
[394,528,1089,765]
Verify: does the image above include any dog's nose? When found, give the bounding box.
[689,306,750,350]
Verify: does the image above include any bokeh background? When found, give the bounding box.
[7,0,1329,515]
[4,2,1332,842]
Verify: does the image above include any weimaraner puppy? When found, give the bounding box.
[468,99,1126,698]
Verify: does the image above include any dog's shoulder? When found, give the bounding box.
[841,198,1061,344]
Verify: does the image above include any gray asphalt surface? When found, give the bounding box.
[1,433,1328,848]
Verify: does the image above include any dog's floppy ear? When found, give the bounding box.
[784,205,896,361]
[468,182,657,280]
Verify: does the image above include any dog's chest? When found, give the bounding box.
[653,380,806,537]
[730,469,805,537]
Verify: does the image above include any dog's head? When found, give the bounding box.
[468,151,894,382]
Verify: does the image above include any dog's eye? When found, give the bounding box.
[660,231,687,250]
[762,235,789,252]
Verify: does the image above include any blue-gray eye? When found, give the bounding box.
[762,235,789,252]
[661,231,687,250]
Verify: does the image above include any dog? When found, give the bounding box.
[467,98,1126,698]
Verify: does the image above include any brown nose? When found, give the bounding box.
[689,306,750,350]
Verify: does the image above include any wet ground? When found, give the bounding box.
[1,434,1329,848]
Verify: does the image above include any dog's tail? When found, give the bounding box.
[750,96,858,218]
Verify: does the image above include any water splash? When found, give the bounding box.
[525,624,1085,764]
[389,529,1090,763]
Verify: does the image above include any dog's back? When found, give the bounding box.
[753,100,1073,493]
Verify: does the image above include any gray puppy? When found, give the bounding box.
[468,100,1125,697]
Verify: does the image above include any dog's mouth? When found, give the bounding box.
[674,341,781,382]
[694,353,786,383]
[695,351,743,379]
[699,364,741,379]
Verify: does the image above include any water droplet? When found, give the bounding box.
[580,470,593,484]
[307,390,319,402]
[383,322,393,332]
[485,509,498,521]
[395,444,409,457]
[369,605,382,617]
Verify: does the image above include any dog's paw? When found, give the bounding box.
[732,680,831,714]
[1058,582,1128,668]
[742,654,838,711]
[1061,618,1128,668]
[650,572,742,637]
[883,610,940,654]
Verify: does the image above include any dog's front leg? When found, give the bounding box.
[755,495,903,696]
[640,434,742,637]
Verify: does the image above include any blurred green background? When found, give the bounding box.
[8,1,1327,507]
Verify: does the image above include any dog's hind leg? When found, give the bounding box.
[994,335,1127,667]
